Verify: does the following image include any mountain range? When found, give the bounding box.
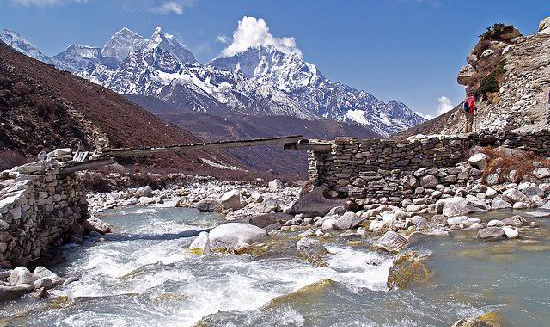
[0,27,425,137]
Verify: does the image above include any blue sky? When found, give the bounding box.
[0,0,548,117]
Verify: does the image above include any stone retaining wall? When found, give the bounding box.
[0,160,88,268]
[309,130,550,205]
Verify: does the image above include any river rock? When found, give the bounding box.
[296,238,328,266]
[189,231,211,254]
[512,202,528,209]
[9,267,36,285]
[0,284,34,302]
[502,189,529,204]
[447,216,480,227]
[374,231,407,252]
[288,186,346,217]
[321,217,337,231]
[220,190,244,211]
[387,251,431,290]
[502,215,527,227]
[326,205,346,216]
[134,186,153,198]
[487,219,504,227]
[33,278,53,290]
[208,223,266,251]
[334,211,356,230]
[438,198,471,217]
[468,153,488,170]
[268,179,284,190]
[478,227,505,241]
[33,267,62,285]
[248,213,293,229]
[194,198,222,212]
[522,186,543,199]
[491,198,512,210]
[503,226,519,238]
[533,168,550,179]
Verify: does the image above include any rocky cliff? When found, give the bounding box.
[398,17,550,137]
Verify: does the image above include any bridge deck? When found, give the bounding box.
[61,135,332,173]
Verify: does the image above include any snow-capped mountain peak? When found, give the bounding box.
[0,29,53,64]
[147,27,197,65]
[102,27,145,62]
[2,26,426,137]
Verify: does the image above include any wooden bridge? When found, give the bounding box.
[61,135,332,173]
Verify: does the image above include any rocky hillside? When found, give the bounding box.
[0,41,250,178]
[1,27,425,137]
[399,18,550,137]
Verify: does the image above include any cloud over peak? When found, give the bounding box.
[221,16,302,57]
[151,1,182,15]
[437,96,454,115]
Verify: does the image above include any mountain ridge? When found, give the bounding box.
[1,26,425,137]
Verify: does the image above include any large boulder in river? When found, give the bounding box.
[194,198,223,212]
[188,231,211,255]
[334,211,356,230]
[288,186,346,217]
[296,238,329,266]
[437,198,480,217]
[478,227,505,241]
[374,231,407,252]
[209,223,267,251]
[248,212,293,229]
[9,267,36,285]
[220,190,244,211]
[502,189,529,204]
[387,251,431,290]
[0,285,34,302]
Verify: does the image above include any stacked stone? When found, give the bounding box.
[309,130,550,206]
[0,155,88,268]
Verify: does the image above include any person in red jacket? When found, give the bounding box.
[463,92,476,133]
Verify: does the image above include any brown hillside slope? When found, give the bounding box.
[125,94,380,179]
[0,42,252,178]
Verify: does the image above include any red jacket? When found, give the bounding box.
[466,96,475,114]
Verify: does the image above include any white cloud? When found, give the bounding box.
[10,0,87,5]
[149,0,198,15]
[437,96,454,115]
[216,35,229,44]
[418,112,434,120]
[151,1,182,14]
[222,16,302,57]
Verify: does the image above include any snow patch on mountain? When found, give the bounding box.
[0,29,53,65]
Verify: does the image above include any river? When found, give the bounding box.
[1,206,549,327]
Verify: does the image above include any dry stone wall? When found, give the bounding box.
[0,159,88,268]
[309,130,550,205]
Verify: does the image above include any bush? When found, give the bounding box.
[475,60,506,99]
[479,23,520,41]
[480,147,550,181]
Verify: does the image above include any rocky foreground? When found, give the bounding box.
[2,148,550,327]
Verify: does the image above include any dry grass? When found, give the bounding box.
[480,147,550,181]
